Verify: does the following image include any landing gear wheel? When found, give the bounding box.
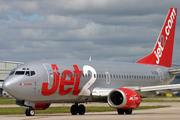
[125,109,132,114]
[117,109,124,114]
[70,104,86,115]
[25,109,30,116]
[25,108,35,116]
[71,105,78,115]
[78,104,85,115]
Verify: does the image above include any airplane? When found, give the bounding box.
[2,8,180,116]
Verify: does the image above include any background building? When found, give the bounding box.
[0,61,23,96]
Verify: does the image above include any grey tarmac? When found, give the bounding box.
[0,102,180,120]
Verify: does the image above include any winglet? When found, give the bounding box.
[136,8,177,67]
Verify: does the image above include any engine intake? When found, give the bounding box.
[107,88,141,109]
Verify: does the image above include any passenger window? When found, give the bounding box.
[94,74,96,78]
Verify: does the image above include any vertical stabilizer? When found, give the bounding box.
[136,8,177,67]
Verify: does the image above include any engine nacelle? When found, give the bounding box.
[33,103,51,110]
[107,88,141,109]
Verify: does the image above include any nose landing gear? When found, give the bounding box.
[25,107,35,116]
[71,103,85,115]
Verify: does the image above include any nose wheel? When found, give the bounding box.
[71,103,85,115]
[25,107,35,116]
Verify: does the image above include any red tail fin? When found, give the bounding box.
[136,8,177,67]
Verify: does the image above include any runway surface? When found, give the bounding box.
[0,102,180,120]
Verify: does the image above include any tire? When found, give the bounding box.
[25,109,30,116]
[125,109,132,114]
[117,109,125,114]
[29,109,35,116]
[78,104,85,115]
[25,108,35,116]
[71,105,78,115]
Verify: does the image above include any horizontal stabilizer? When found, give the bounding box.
[169,69,180,74]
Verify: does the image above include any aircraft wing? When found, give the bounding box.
[169,69,180,74]
[92,84,180,98]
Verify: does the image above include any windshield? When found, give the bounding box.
[10,70,36,76]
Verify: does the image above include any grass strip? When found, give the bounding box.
[0,99,16,104]
[1,99,180,105]
[0,98,180,105]
[142,99,180,102]
[0,98,14,100]
[0,106,170,115]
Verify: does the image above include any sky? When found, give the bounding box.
[0,0,180,64]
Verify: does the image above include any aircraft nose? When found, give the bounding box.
[2,78,17,97]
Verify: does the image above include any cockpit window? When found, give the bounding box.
[9,71,15,75]
[12,70,35,76]
[25,71,36,76]
[25,71,30,76]
[15,71,25,75]
[31,71,35,76]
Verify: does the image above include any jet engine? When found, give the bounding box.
[107,88,141,109]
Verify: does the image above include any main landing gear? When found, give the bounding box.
[117,109,132,115]
[71,103,85,115]
[25,107,35,116]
